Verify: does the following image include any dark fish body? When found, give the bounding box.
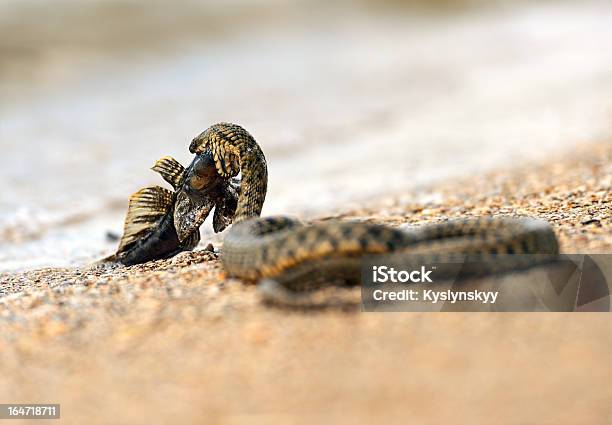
[116,204,196,266]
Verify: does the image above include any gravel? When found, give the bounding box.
[0,141,610,425]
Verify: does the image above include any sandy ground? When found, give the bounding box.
[0,141,609,425]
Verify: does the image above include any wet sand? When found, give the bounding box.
[0,141,609,425]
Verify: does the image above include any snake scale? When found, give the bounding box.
[190,123,560,305]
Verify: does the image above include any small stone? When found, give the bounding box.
[105,231,120,242]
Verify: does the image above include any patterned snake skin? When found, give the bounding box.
[190,123,560,305]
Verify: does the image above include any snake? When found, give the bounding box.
[190,123,560,306]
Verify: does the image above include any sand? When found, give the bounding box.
[0,141,610,425]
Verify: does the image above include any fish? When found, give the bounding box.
[109,150,239,266]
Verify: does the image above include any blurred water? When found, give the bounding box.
[1,1,611,270]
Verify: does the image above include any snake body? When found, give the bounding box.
[190,123,559,303]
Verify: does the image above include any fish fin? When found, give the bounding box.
[117,186,174,253]
[152,156,185,189]
[181,229,201,251]
[212,180,240,233]
[174,191,214,242]
[100,253,117,262]
[212,207,232,233]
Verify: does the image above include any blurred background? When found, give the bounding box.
[1,0,611,270]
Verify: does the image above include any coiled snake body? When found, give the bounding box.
[190,123,559,304]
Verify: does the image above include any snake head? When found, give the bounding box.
[173,151,241,240]
[190,123,243,178]
[186,151,223,192]
[173,152,222,241]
